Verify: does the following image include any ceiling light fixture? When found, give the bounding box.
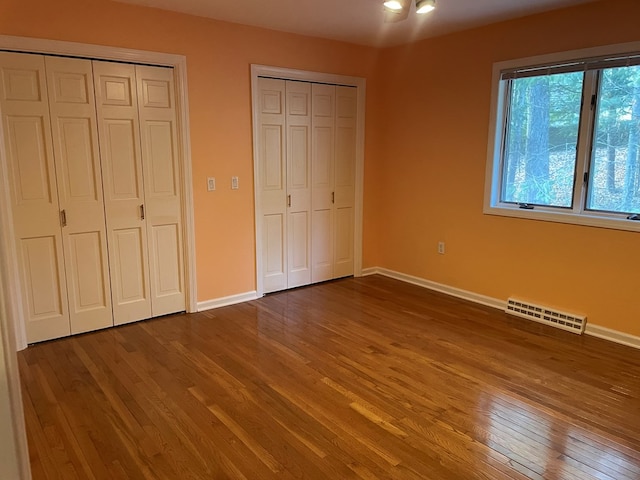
[383,0,404,11]
[416,0,436,14]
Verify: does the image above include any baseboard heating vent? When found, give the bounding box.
[505,298,586,334]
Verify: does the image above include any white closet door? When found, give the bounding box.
[333,86,357,278]
[257,78,287,293]
[93,61,152,325]
[45,56,113,335]
[285,81,312,288]
[311,84,336,283]
[136,65,185,316]
[0,52,70,343]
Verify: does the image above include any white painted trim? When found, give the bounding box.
[0,35,198,351]
[366,266,640,351]
[250,64,366,297]
[250,69,265,297]
[197,291,259,312]
[0,35,187,66]
[173,58,198,314]
[0,169,30,479]
[361,267,379,276]
[368,267,505,310]
[585,324,640,350]
[0,103,27,351]
[484,40,640,234]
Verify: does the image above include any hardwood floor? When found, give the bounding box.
[18,275,640,479]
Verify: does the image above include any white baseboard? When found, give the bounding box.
[364,266,640,351]
[195,270,640,351]
[364,267,505,310]
[197,291,259,312]
[585,324,640,350]
[361,267,378,277]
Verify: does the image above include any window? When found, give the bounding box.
[485,43,640,232]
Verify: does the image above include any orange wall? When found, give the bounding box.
[371,0,640,336]
[2,0,639,339]
[0,0,381,302]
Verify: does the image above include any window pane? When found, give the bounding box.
[501,72,584,207]
[587,65,640,214]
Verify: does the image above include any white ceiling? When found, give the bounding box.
[114,0,598,47]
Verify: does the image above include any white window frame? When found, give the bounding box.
[484,41,640,233]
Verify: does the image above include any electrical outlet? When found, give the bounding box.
[207,177,216,191]
[231,176,239,190]
[438,241,445,255]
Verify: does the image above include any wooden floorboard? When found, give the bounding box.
[18,275,640,479]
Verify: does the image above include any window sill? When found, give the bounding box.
[483,204,640,234]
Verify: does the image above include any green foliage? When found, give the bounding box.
[502,72,582,206]
[501,65,640,214]
[590,65,640,213]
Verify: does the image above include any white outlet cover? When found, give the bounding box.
[207,177,216,191]
[231,176,239,190]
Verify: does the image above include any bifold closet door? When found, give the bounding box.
[257,78,357,293]
[333,86,357,278]
[311,85,357,281]
[0,54,114,341]
[285,81,312,288]
[45,56,113,335]
[257,78,313,292]
[94,62,185,323]
[93,61,152,325]
[311,84,336,283]
[0,52,70,342]
[257,77,288,293]
[1,53,185,341]
[136,65,185,317]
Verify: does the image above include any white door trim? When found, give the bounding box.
[251,64,366,297]
[0,146,31,480]
[0,35,197,350]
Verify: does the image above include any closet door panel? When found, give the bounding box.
[46,56,113,335]
[66,231,108,315]
[150,224,181,298]
[104,119,139,198]
[334,206,354,275]
[333,86,357,278]
[112,228,146,303]
[0,52,70,342]
[56,118,97,200]
[144,122,177,197]
[20,236,67,341]
[258,78,287,293]
[311,84,335,283]
[263,125,284,191]
[264,213,285,285]
[7,117,51,205]
[286,81,312,288]
[289,210,309,281]
[311,209,332,275]
[94,61,151,325]
[136,65,185,316]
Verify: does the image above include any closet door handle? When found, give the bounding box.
[287,195,291,207]
[140,204,145,220]
[331,192,335,204]
[60,209,67,227]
